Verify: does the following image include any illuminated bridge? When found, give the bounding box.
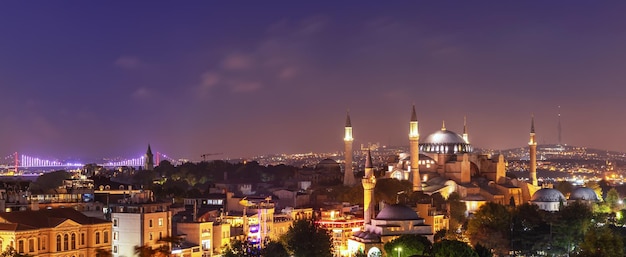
[0,152,181,170]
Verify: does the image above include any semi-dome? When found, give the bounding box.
[531,188,566,202]
[569,187,599,202]
[420,128,472,154]
[375,204,420,220]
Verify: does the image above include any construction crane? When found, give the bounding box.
[201,153,223,161]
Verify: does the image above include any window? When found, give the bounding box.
[56,235,61,252]
[81,233,85,245]
[149,233,153,241]
[159,232,162,240]
[158,218,163,226]
[95,232,100,244]
[149,219,153,228]
[113,245,118,253]
[41,237,45,250]
[18,240,24,253]
[113,218,118,227]
[71,233,76,249]
[104,231,109,244]
[113,232,118,240]
[63,234,69,251]
[28,238,34,252]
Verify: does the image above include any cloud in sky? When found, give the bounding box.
[132,87,153,99]
[221,53,253,70]
[115,56,142,70]
[195,16,327,97]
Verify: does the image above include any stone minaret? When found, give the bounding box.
[409,105,421,191]
[362,148,376,224]
[463,116,469,144]
[343,112,356,186]
[529,116,538,186]
[144,144,154,171]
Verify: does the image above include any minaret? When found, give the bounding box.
[409,105,421,191]
[362,148,376,224]
[145,144,154,171]
[343,112,356,186]
[463,116,469,144]
[557,106,562,145]
[529,116,538,186]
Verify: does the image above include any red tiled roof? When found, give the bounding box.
[0,208,109,230]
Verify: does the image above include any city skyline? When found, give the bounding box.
[2,2,626,159]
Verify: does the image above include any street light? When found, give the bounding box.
[395,247,402,257]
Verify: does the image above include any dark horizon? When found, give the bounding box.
[2,2,626,159]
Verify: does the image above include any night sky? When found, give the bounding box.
[2,2,626,161]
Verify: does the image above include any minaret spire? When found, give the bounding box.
[463,116,469,144]
[557,106,562,145]
[343,111,356,186]
[362,148,376,224]
[529,115,538,186]
[409,105,421,191]
[441,120,446,131]
[144,144,154,171]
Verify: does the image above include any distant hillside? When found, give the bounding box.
[476,144,626,163]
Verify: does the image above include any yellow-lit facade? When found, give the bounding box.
[0,209,111,257]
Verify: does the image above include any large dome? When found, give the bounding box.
[569,187,599,202]
[315,158,340,171]
[531,188,566,202]
[375,204,420,220]
[420,129,472,154]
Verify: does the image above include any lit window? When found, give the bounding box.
[158,218,163,226]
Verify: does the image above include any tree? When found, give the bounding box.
[577,226,624,257]
[0,246,34,257]
[585,181,603,200]
[432,239,479,257]
[374,178,413,204]
[261,241,289,257]
[29,170,71,192]
[383,234,432,257]
[552,201,594,255]
[466,202,511,256]
[555,180,574,197]
[95,248,113,257]
[510,203,550,255]
[282,219,333,257]
[605,188,621,212]
[474,243,492,257]
[447,192,467,240]
[222,239,261,257]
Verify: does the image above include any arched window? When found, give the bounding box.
[103,231,109,244]
[64,234,69,250]
[95,232,100,244]
[71,233,76,249]
[56,235,61,252]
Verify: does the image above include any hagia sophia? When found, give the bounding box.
[342,105,598,256]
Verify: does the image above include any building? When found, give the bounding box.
[176,221,231,257]
[110,202,172,257]
[0,208,111,257]
[348,148,433,256]
[530,188,566,212]
[316,209,363,257]
[363,107,540,212]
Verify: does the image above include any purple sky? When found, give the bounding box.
[1,2,626,161]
